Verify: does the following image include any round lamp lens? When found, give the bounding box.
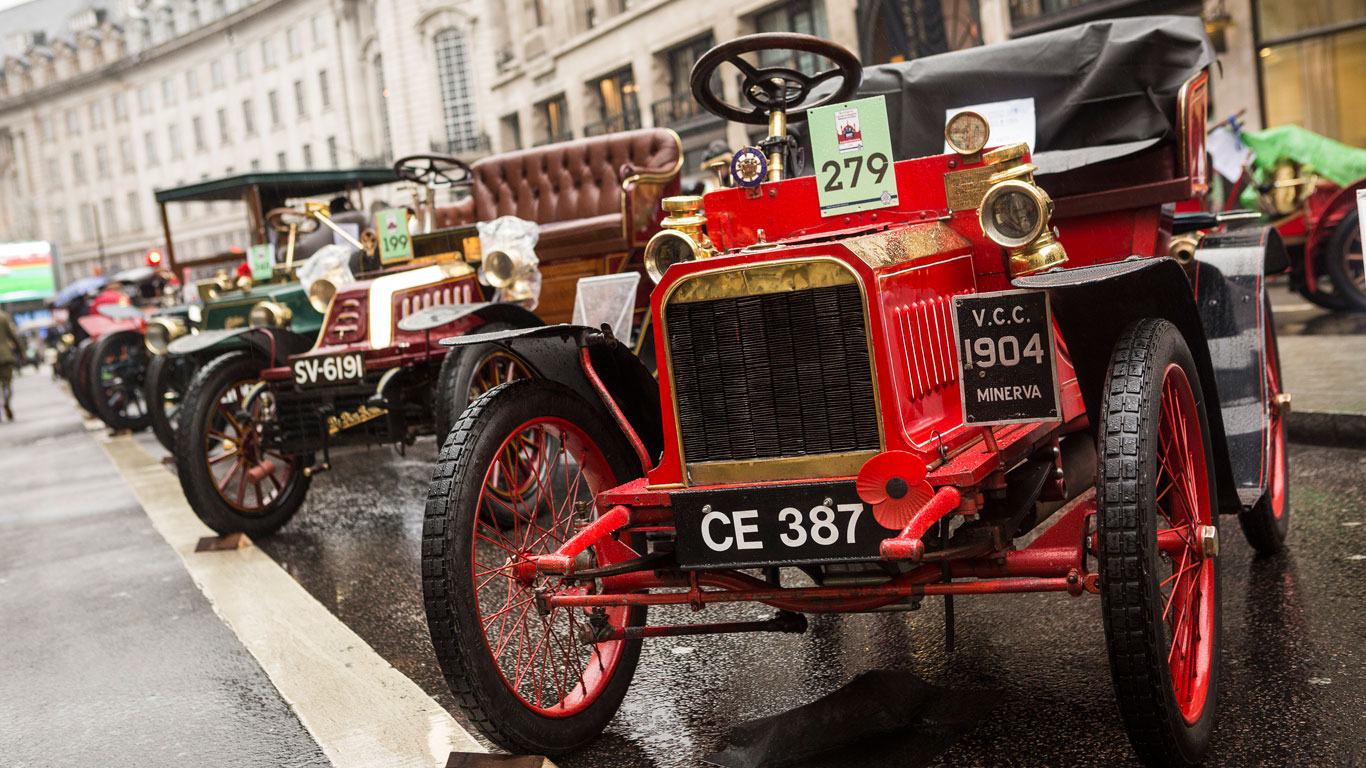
[991,189,1041,242]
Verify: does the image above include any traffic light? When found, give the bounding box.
[146,249,164,266]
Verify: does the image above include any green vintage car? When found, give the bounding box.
[143,168,401,451]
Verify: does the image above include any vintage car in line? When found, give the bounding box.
[419,20,1291,767]
[172,131,681,536]
[143,168,403,451]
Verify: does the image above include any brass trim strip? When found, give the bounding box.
[687,451,880,486]
[664,257,858,305]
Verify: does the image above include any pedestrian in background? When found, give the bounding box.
[0,308,25,420]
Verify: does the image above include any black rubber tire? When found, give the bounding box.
[175,352,311,536]
[146,353,199,452]
[1324,209,1366,311]
[433,321,519,441]
[71,339,98,415]
[1239,297,1291,555]
[1097,318,1221,768]
[89,329,152,432]
[423,378,645,755]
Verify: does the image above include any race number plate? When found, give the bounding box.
[952,289,1061,425]
[292,352,364,388]
[808,96,900,217]
[673,481,885,570]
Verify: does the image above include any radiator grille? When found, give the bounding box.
[666,282,879,464]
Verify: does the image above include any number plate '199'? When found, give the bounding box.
[292,352,364,388]
[951,289,1061,425]
[672,481,888,570]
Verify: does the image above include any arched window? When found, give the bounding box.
[433,28,479,152]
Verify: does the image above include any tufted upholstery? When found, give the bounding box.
[433,128,681,259]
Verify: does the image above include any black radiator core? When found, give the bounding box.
[665,282,880,464]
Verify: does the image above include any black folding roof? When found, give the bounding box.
[154,168,402,204]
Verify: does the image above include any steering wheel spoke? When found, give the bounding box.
[394,153,475,189]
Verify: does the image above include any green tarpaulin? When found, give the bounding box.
[1239,124,1366,208]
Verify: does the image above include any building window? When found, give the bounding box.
[1257,3,1366,147]
[217,108,230,145]
[127,192,142,231]
[168,124,183,160]
[95,145,110,177]
[287,26,301,58]
[138,85,152,114]
[294,80,307,118]
[327,135,339,167]
[40,117,54,142]
[119,138,134,173]
[250,158,261,171]
[277,151,287,170]
[144,131,158,165]
[755,0,828,73]
[534,93,571,145]
[500,112,522,151]
[318,69,331,108]
[375,55,393,159]
[51,209,67,243]
[186,68,200,98]
[312,16,326,45]
[302,143,313,169]
[262,38,276,68]
[210,59,224,89]
[113,93,128,122]
[162,77,175,107]
[236,49,250,78]
[46,158,61,188]
[89,102,104,130]
[71,152,86,183]
[65,109,79,137]
[80,203,96,242]
[192,116,206,151]
[586,66,639,136]
[434,28,480,152]
[242,99,256,135]
[268,90,281,126]
[102,198,118,236]
[654,34,715,127]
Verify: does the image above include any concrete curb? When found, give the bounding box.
[1287,410,1366,448]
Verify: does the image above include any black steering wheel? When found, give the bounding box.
[690,33,862,125]
[393,153,474,188]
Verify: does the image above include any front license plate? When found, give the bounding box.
[673,481,888,570]
[951,289,1061,425]
[292,352,364,388]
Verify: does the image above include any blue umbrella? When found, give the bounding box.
[52,276,108,307]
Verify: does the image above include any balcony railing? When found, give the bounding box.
[532,130,574,147]
[650,91,721,131]
[429,134,492,156]
[583,110,642,137]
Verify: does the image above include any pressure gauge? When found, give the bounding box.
[945,111,990,156]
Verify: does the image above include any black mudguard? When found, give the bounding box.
[1015,257,1242,515]
[166,326,315,366]
[442,325,664,463]
[1191,227,1283,508]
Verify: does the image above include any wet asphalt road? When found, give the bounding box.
[126,427,1366,768]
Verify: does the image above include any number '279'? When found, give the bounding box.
[821,152,891,192]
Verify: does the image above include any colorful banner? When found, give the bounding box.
[0,241,57,302]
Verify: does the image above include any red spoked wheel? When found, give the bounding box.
[1098,318,1221,767]
[423,379,645,755]
[1239,298,1291,554]
[174,352,312,536]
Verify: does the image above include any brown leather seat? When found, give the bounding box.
[433,128,681,261]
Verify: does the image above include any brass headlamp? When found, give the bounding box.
[144,316,188,354]
[248,300,293,328]
[977,151,1067,277]
[308,279,336,312]
[644,196,712,283]
[197,269,238,302]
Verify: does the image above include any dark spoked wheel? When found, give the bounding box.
[175,352,311,536]
[1325,209,1366,311]
[423,379,645,755]
[89,329,152,432]
[433,322,530,441]
[145,353,199,452]
[71,339,98,414]
[1238,298,1291,554]
[1098,318,1221,767]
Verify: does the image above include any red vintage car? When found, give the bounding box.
[421,20,1289,767]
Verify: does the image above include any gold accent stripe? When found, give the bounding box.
[666,258,857,304]
[687,451,879,485]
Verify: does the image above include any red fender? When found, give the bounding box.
[1304,178,1366,285]
[76,314,143,339]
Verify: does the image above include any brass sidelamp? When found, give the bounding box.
[977,143,1067,277]
[644,195,714,283]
